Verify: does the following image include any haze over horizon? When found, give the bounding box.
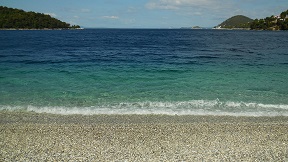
[1,0,288,28]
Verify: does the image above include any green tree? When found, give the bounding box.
[250,9,288,30]
[0,6,80,29]
[280,10,288,19]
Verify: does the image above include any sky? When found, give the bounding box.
[1,0,288,28]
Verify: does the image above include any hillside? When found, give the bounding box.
[0,6,80,29]
[215,15,253,29]
[250,9,288,30]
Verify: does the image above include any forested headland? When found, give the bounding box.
[215,15,253,29]
[215,9,288,30]
[0,6,81,29]
[250,10,288,30]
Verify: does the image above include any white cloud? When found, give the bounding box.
[80,9,91,13]
[145,0,237,23]
[126,7,138,13]
[102,16,119,19]
[64,8,91,13]
[146,0,231,10]
[144,0,239,27]
[146,1,178,10]
[45,13,57,17]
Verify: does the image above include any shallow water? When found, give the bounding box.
[1,29,288,116]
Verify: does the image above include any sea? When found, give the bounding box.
[0,29,288,116]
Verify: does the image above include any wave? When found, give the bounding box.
[193,55,219,59]
[1,100,288,116]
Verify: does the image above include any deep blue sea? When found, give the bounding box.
[0,29,288,116]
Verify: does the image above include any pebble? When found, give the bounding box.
[1,112,288,161]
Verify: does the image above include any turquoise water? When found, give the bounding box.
[0,29,288,116]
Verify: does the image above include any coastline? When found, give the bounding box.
[0,28,84,30]
[1,111,288,161]
[213,27,251,30]
[1,111,288,124]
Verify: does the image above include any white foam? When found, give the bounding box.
[1,100,288,116]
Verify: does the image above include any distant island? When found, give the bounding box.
[214,9,288,30]
[180,26,202,29]
[0,6,81,29]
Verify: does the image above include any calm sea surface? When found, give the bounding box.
[0,29,288,116]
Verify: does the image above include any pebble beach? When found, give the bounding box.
[1,111,288,161]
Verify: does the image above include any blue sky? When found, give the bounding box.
[1,0,288,28]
